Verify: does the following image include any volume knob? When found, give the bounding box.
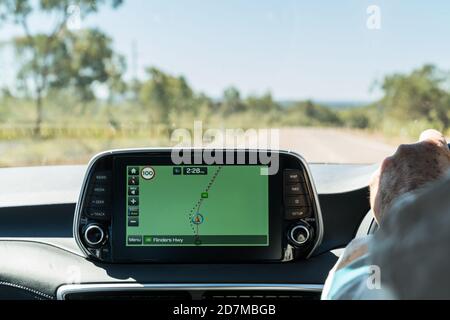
[83,224,106,247]
[289,223,311,246]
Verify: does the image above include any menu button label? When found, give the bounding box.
[128,235,143,245]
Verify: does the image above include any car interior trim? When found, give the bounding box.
[56,283,324,300]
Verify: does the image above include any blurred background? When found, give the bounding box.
[0,0,449,166]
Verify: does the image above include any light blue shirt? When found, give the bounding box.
[321,236,395,300]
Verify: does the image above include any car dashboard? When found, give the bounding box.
[0,157,376,300]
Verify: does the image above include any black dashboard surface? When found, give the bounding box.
[0,163,375,299]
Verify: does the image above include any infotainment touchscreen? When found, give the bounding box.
[125,165,269,247]
[74,149,323,263]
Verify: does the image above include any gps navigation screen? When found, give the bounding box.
[126,165,269,247]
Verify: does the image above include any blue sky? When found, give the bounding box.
[1,0,450,101]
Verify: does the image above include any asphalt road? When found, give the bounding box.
[278,128,397,164]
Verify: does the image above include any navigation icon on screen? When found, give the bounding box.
[128,167,139,176]
[128,197,139,206]
[128,176,139,185]
[128,207,139,216]
[141,167,155,180]
[192,213,204,225]
[128,186,139,196]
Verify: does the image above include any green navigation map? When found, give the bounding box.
[126,165,269,247]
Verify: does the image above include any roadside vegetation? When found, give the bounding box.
[0,1,449,166]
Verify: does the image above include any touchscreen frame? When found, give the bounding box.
[111,152,283,263]
[73,148,324,263]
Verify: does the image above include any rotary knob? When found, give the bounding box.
[83,224,106,248]
[289,223,312,246]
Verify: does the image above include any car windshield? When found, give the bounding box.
[0,0,449,167]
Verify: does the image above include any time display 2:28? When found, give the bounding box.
[183,167,208,175]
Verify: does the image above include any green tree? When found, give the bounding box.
[222,86,245,115]
[299,100,342,126]
[0,0,123,135]
[340,107,371,129]
[245,92,281,113]
[139,67,197,123]
[381,64,450,130]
